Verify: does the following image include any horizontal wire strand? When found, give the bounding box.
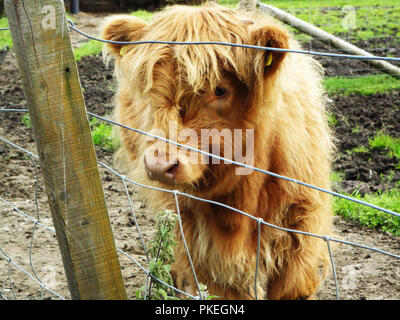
[65,20,400,63]
[2,109,400,218]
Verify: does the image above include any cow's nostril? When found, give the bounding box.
[144,154,179,184]
[166,162,179,175]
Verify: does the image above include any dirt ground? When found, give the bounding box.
[0,12,399,300]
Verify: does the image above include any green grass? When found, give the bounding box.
[20,113,119,152]
[136,210,179,300]
[256,0,400,44]
[352,125,360,134]
[330,129,400,235]
[346,146,369,154]
[331,168,400,236]
[326,112,338,128]
[258,0,400,9]
[331,171,345,185]
[73,40,103,61]
[130,9,154,22]
[333,188,400,236]
[73,10,154,61]
[369,132,400,163]
[323,75,400,96]
[0,17,12,48]
[89,118,120,152]
[331,131,400,235]
[21,113,32,128]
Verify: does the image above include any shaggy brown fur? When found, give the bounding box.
[102,2,333,299]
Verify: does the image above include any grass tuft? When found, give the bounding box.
[136,209,178,300]
[89,117,120,152]
[333,188,400,236]
[0,17,12,48]
[324,75,400,96]
[369,132,400,161]
[73,40,103,62]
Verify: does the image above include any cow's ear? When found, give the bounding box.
[250,25,289,76]
[101,15,147,57]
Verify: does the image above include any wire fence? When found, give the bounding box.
[0,138,66,300]
[1,125,399,300]
[2,18,400,63]
[1,5,400,300]
[255,1,400,78]
[66,18,400,63]
[282,4,400,77]
[1,103,400,300]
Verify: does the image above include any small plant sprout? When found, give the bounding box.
[136,209,178,300]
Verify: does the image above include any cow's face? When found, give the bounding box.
[102,4,289,192]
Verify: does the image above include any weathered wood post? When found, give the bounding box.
[5,0,127,299]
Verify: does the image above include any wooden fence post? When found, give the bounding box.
[5,0,127,300]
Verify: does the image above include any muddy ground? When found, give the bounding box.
[0,12,399,300]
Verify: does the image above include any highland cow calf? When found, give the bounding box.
[102,3,333,299]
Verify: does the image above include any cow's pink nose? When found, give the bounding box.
[144,153,179,184]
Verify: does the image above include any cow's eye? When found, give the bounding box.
[214,86,227,98]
